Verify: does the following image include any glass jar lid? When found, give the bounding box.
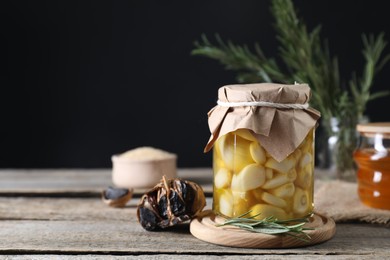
[357,122,390,133]
[357,122,390,138]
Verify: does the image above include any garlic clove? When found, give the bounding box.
[102,187,133,208]
[231,164,266,192]
[262,172,290,189]
[287,168,297,181]
[261,192,287,208]
[269,182,295,198]
[300,153,312,168]
[218,133,254,172]
[232,191,253,216]
[265,157,295,174]
[219,189,233,217]
[295,165,312,189]
[213,156,226,171]
[214,168,232,189]
[234,129,257,142]
[293,187,310,215]
[250,204,288,220]
[250,142,266,164]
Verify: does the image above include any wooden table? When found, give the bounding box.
[0,169,389,259]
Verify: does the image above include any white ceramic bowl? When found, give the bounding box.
[111,148,177,189]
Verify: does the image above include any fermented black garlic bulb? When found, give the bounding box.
[137,176,206,231]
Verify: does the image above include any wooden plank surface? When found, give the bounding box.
[0,169,389,259]
[0,254,386,260]
[0,168,214,196]
[0,168,329,196]
[1,216,389,256]
[0,256,385,260]
[0,195,389,256]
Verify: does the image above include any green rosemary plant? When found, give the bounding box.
[217,211,312,242]
[192,0,390,179]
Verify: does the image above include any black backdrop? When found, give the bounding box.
[1,1,390,168]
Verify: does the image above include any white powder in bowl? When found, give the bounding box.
[120,147,176,161]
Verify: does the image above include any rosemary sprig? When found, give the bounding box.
[216,211,313,242]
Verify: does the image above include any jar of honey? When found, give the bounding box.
[354,122,390,210]
[204,83,321,220]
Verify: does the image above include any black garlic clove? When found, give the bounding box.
[102,186,133,208]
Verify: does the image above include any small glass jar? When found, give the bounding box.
[354,123,390,210]
[213,128,315,220]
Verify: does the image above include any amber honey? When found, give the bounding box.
[354,148,390,210]
[354,122,390,210]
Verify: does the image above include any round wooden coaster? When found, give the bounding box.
[190,211,336,248]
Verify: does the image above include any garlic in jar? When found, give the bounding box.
[212,128,315,220]
[205,83,320,220]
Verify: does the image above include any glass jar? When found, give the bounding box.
[204,83,320,220]
[213,128,315,220]
[354,122,390,210]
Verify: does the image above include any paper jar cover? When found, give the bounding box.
[204,83,321,162]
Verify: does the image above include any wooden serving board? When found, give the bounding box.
[190,211,336,248]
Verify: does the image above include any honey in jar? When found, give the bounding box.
[354,123,390,210]
[204,83,321,220]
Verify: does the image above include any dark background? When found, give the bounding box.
[1,1,389,168]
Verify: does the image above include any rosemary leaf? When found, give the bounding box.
[240,227,289,235]
[216,211,312,242]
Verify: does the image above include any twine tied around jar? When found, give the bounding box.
[217,100,309,109]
